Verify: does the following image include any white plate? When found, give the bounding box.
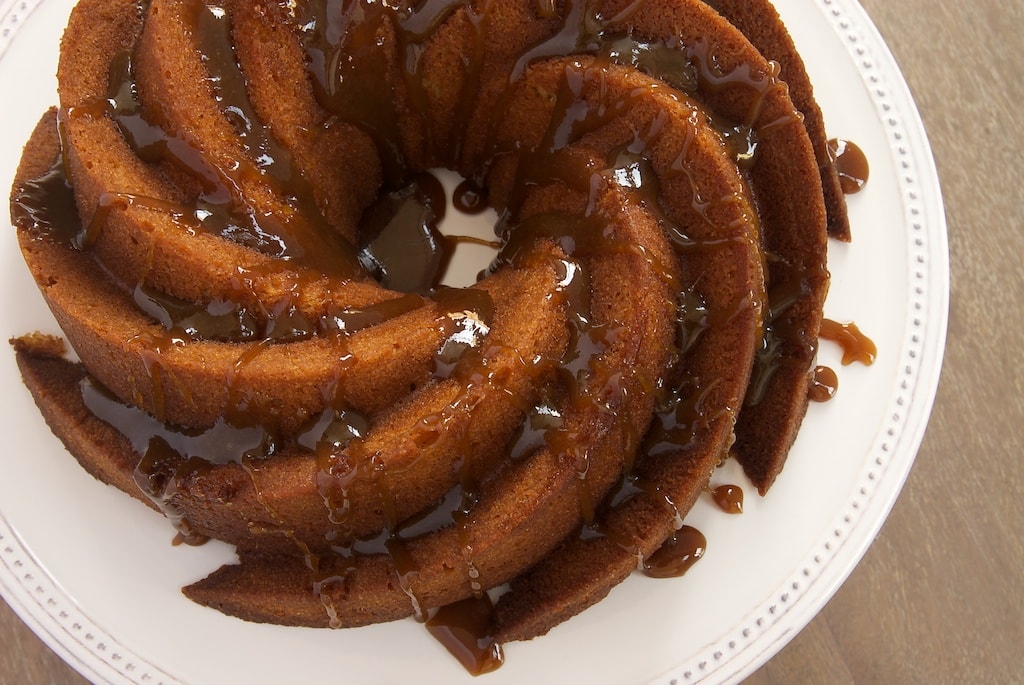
[0,1,948,683]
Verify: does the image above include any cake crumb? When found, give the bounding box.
[9,333,67,359]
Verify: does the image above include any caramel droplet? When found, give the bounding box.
[809,365,839,402]
[828,138,870,194]
[453,178,489,215]
[712,484,744,514]
[643,526,707,578]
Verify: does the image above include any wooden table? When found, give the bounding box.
[2,0,1022,683]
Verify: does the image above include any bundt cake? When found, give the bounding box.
[9,0,848,672]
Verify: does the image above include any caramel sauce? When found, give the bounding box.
[642,526,707,578]
[80,376,268,543]
[302,548,355,630]
[431,287,496,380]
[320,293,427,336]
[358,172,453,294]
[292,0,470,180]
[809,365,839,402]
[820,319,877,366]
[101,34,363,279]
[598,35,700,93]
[828,138,870,195]
[744,264,820,407]
[453,178,489,215]
[425,595,504,676]
[132,283,265,343]
[9,155,79,244]
[711,484,744,514]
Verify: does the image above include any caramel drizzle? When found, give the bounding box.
[10,153,79,245]
[82,44,363,279]
[498,9,814,423]
[295,82,715,629]
[91,6,714,605]
[290,0,475,178]
[80,375,269,545]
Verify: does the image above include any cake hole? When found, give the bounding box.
[434,170,502,289]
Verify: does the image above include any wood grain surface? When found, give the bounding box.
[2,0,1022,683]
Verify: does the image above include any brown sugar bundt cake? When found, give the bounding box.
[9,0,844,669]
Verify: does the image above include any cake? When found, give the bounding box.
[9,0,842,670]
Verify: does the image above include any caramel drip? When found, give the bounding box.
[584,366,728,561]
[321,292,428,336]
[642,525,706,578]
[745,273,816,406]
[192,2,301,191]
[9,154,80,245]
[491,216,641,528]
[135,276,425,343]
[828,138,870,195]
[132,283,266,343]
[292,0,469,181]
[452,178,489,215]
[314,435,375,531]
[309,287,511,541]
[386,536,427,622]
[302,545,356,630]
[820,319,877,366]
[643,367,724,464]
[711,484,744,514]
[80,376,269,543]
[425,595,504,676]
[597,34,699,93]
[618,473,685,530]
[306,334,540,621]
[809,365,838,402]
[309,285,509,609]
[509,0,603,81]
